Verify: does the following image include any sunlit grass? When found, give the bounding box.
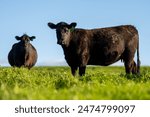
[0,66,150,99]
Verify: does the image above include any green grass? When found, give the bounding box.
[0,66,150,100]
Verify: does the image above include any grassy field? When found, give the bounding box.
[0,66,150,100]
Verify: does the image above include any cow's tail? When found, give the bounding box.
[137,34,140,75]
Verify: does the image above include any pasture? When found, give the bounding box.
[0,66,150,100]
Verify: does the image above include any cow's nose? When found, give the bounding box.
[57,40,62,45]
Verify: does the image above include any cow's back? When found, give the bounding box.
[88,25,138,65]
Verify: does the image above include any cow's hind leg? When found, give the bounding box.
[131,61,137,74]
[123,50,136,74]
[124,57,137,75]
[124,61,132,74]
[124,60,137,75]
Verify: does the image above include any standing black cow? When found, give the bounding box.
[48,22,140,76]
[8,34,38,69]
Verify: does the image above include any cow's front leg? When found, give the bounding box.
[71,66,78,76]
[79,53,89,76]
[79,66,86,76]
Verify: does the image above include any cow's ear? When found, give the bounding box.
[15,36,20,40]
[30,36,36,41]
[69,22,77,32]
[70,22,77,28]
[48,22,56,29]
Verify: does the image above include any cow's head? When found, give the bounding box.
[15,34,36,46]
[48,22,77,46]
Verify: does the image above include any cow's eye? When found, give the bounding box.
[64,28,69,33]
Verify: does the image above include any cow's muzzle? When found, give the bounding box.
[57,40,65,45]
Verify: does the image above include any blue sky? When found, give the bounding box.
[0,0,150,66]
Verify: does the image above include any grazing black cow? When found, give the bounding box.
[48,22,140,76]
[8,34,38,69]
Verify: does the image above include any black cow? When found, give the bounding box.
[48,22,140,76]
[8,34,38,69]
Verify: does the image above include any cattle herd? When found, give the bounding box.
[7,22,140,76]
